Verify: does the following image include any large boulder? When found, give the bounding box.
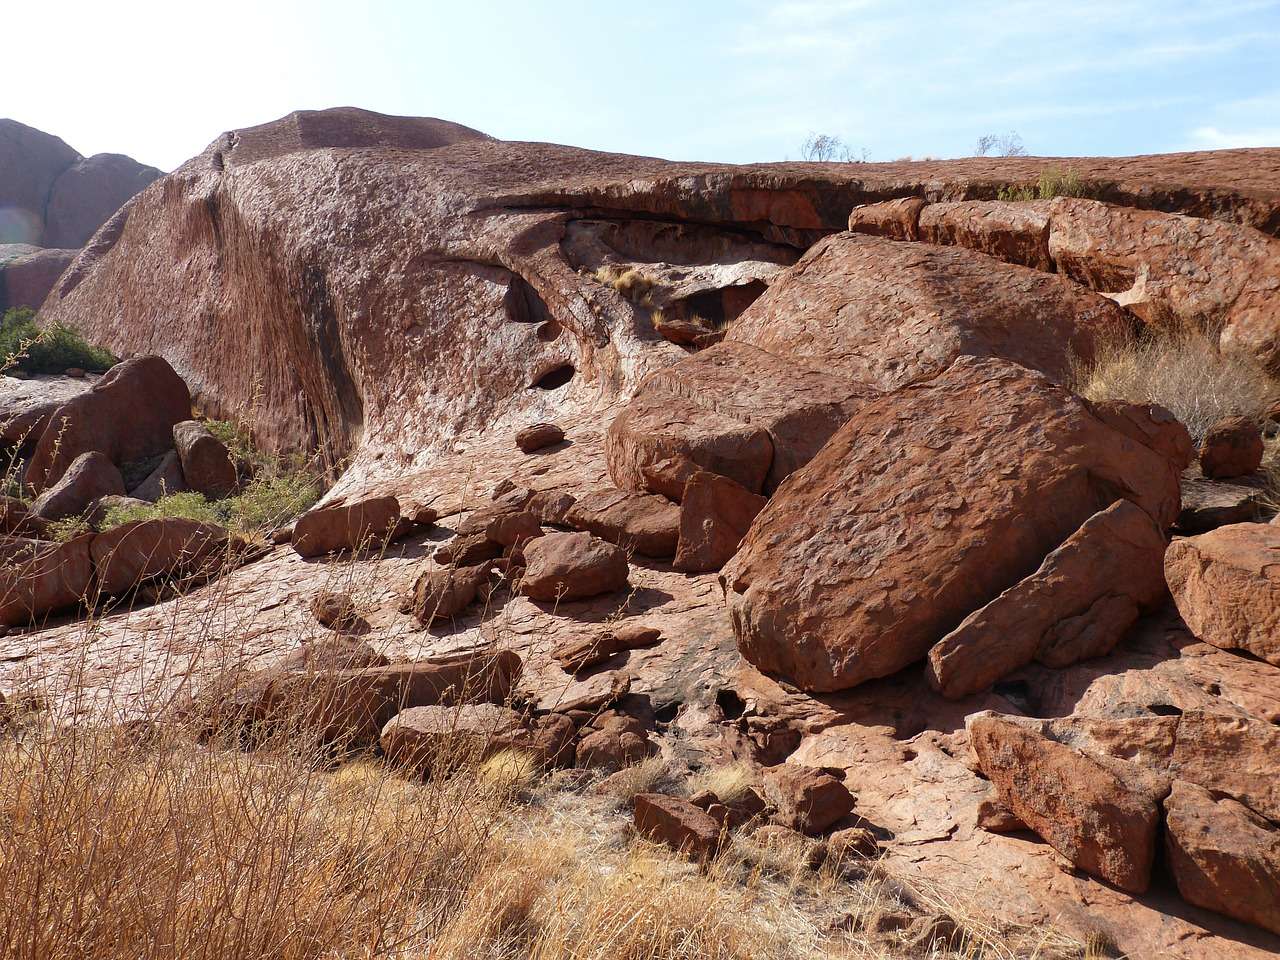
[0,371,93,449]
[172,420,237,498]
[0,120,79,246]
[30,450,125,522]
[24,356,192,492]
[1163,780,1280,936]
[724,357,1189,692]
[0,534,93,626]
[0,246,77,312]
[291,495,400,558]
[673,470,766,573]
[128,450,188,502]
[43,153,162,249]
[1198,415,1263,480]
[520,531,628,602]
[761,764,855,836]
[968,712,1169,893]
[562,488,679,558]
[1165,523,1280,665]
[90,518,234,595]
[409,565,490,624]
[926,499,1169,699]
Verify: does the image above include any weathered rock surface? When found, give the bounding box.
[520,531,628,601]
[30,450,125,521]
[968,712,1169,893]
[1198,416,1264,479]
[380,702,526,774]
[515,422,564,453]
[633,793,723,860]
[0,245,77,312]
[90,518,233,595]
[24,356,191,492]
[128,449,188,502]
[927,499,1169,698]
[673,470,766,573]
[1165,523,1280,665]
[0,120,80,246]
[725,357,1188,692]
[761,764,855,836]
[0,535,93,626]
[43,152,162,249]
[0,373,92,449]
[553,622,662,672]
[1177,468,1266,532]
[172,420,237,498]
[1164,780,1280,936]
[562,488,679,557]
[291,495,400,558]
[409,565,490,624]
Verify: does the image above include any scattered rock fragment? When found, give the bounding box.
[520,531,628,602]
[1165,522,1280,665]
[633,793,724,860]
[515,422,564,453]
[310,590,359,629]
[761,764,855,836]
[553,623,662,672]
[563,488,679,557]
[291,495,400,558]
[409,565,491,624]
[90,518,235,595]
[1199,415,1264,479]
[380,703,526,775]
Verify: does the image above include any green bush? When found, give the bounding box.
[0,307,117,375]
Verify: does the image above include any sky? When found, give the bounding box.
[4,0,1279,171]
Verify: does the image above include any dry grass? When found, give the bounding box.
[1071,325,1279,443]
[591,266,658,306]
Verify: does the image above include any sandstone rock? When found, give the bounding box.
[172,420,237,498]
[0,371,92,450]
[0,535,93,626]
[128,449,188,502]
[563,488,679,558]
[1163,780,1280,936]
[24,356,191,492]
[1198,416,1263,479]
[1165,522,1280,665]
[976,794,1025,833]
[652,311,721,348]
[43,152,162,249]
[90,518,233,595]
[310,591,358,629]
[515,422,564,453]
[0,119,78,242]
[274,637,389,672]
[291,495,400,558]
[1168,709,1280,822]
[968,712,1169,893]
[762,765,855,836]
[0,496,46,537]
[576,711,656,769]
[606,340,873,497]
[30,451,126,521]
[724,357,1188,692]
[927,499,1169,699]
[727,232,1131,391]
[846,197,925,240]
[380,703,526,774]
[553,622,662,672]
[634,793,724,860]
[219,650,522,745]
[409,565,490,624]
[826,825,880,861]
[86,494,150,528]
[521,712,577,768]
[483,510,543,549]
[917,199,1054,270]
[0,246,77,312]
[1177,469,1266,533]
[520,531,628,602]
[432,533,503,567]
[673,470,767,573]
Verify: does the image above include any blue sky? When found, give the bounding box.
[5,0,1279,170]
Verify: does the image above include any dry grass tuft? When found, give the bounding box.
[688,761,757,805]
[592,265,658,306]
[1071,325,1279,443]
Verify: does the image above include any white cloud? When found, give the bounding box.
[1188,125,1280,149]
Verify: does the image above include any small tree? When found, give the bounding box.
[799,133,868,163]
[975,131,1028,157]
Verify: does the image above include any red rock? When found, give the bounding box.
[86,494,150,528]
[1168,710,1280,823]
[30,450,125,521]
[1165,523,1280,665]
[409,565,489,624]
[380,703,526,774]
[562,488,679,558]
[520,531,628,602]
[291,495,400,558]
[515,422,564,453]
[727,232,1131,391]
[172,420,237,498]
[673,470,767,573]
[1198,416,1263,479]
[1164,780,1280,936]
[521,712,577,767]
[90,518,233,595]
[310,590,358,629]
[917,199,1054,271]
[24,356,192,492]
[633,793,724,860]
[576,710,656,768]
[927,499,1169,699]
[0,120,80,246]
[1177,469,1265,533]
[846,197,925,241]
[724,357,1187,692]
[0,246,77,312]
[553,622,662,672]
[0,496,45,536]
[432,533,503,567]
[128,450,188,502]
[0,371,92,450]
[652,311,721,348]
[762,764,855,836]
[976,794,1025,833]
[967,712,1168,893]
[483,510,543,549]
[0,535,93,626]
[43,152,161,249]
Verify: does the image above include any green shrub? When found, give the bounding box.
[0,307,117,375]
[997,167,1099,202]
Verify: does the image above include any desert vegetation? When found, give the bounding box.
[0,307,117,375]
[996,167,1099,202]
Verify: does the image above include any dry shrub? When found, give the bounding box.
[591,265,658,306]
[1071,325,1278,442]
